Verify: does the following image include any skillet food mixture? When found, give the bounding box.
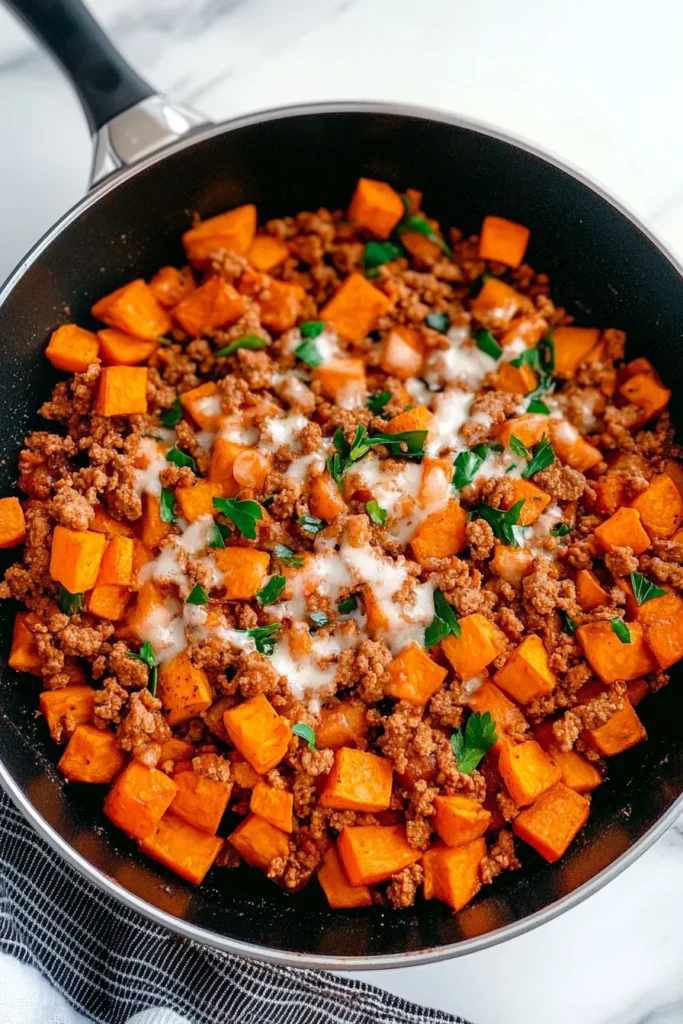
[2,178,682,913]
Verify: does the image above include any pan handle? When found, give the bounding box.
[5,0,210,187]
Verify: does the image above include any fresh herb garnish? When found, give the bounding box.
[425,311,450,333]
[58,585,83,616]
[273,544,304,568]
[215,334,268,358]
[522,436,555,479]
[310,611,329,628]
[208,522,231,548]
[453,447,487,490]
[166,446,197,473]
[327,424,427,487]
[212,497,263,540]
[257,575,286,606]
[127,640,158,696]
[300,320,325,340]
[245,623,280,656]
[611,618,631,644]
[551,523,571,537]
[510,335,556,397]
[292,722,317,751]
[366,499,387,525]
[509,435,530,459]
[475,329,503,361]
[186,584,209,606]
[425,589,462,649]
[294,338,323,368]
[160,397,183,428]
[363,240,404,270]
[562,612,578,636]
[469,500,528,548]
[397,199,453,256]
[157,336,174,346]
[450,712,498,775]
[368,390,392,414]
[160,488,176,523]
[527,398,550,415]
[298,515,325,535]
[338,595,358,614]
[630,571,668,606]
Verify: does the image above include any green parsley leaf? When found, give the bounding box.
[630,571,668,606]
[363,240,404,270]
[610,618,631,644]
[475,329,502,361]
[551,523,571,537]
[397,210,452,257]
[257,575,286,606]
[212,497,263,540]
[522,436,555,479]
[338,595,358,614]
[160,488,176,523]
[298,515,325,535]
[166,446,197,473]
[186,584,209,606]
[562,612,578,636]
[366,499,387,525]
[425,311,450,333]
[310,611,329,628]
[425,589,461,648]
[537,334,555,375]
[527,398,550,415]
[127,640,158,696]
[157,336,174,347]
[292,722,317,751]
[294,338,323,368]
[368,390,392,414]
[160,397,183,428]
[327,424,427,488]
[245,623,280,656]
[273,544,304,568]
[58,585,83,616]
[470,500,528,548]
[371,429,427,460]
[215,334,268,358]
[450,712,498,775]
[424,616,451,649]
[300,320,325,340]
[208,522,231,548]
[452,449,486,491]
[510,347,541,370]
[509,435,530,459]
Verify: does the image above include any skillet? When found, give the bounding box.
[1,0,683,970]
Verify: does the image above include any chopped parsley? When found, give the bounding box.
[294,338,323,368]
[166,446,197,473]
[326,424,427,488]
[453,446,488,491]
[208,522,231,548]
[510,334,556,397]
[273,544,304,568]
[397,198,453,256]
[338,594,358,615]
[310,611,329,628]
[245,623,280,656]
[522,436,555,478]
[160,397,183,428]
[298,515,325,535]
[58,585,83,616]
[527,398,550,415]
[562,612,578,636]
[451,712,498,775]
[475,329,502,361]
[509,435,530,459]
[368,390,392,414]
[215,334,269,358]
[212,497,263,540]
[425,311,450,333]
[469,499,528,548]
[363,239,404,270]
[366,499,387,525]
[610,618,631,644]
[425,589,462,649]
[300,320,325,340]
[127,641,158,697]
[257,575,286,606]
[292,722,317,751]
[159,488,176,523]
[630,571,668,606]
[551,523,571,537]
[186,584,209,606]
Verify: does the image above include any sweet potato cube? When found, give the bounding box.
[46,324,100,373]
[500,316,548,349]
[348,178,404,239]
[490,544,533,588]
[626,678,649,706]
[91,505,134,538]
[551,326,601,378]
[140,495,171,551]
[228,813,290,870]
[576,620,657,683]
[316,700,368,750]
[88,584,130,621]
[148,265,195,307]
[337,825,421,886]
[401,229,442,264]
[318,846,373,909]
[158,738,196,765]
[422,838,486,911]
[629,473,683,539]
[232,449,272,493]
[208,438,248,495]
[213,547,270,600]
[619,372,670,424]
[410,498,467,566]
[91,279,171,340]
[433,795,491,847]
[0,496,26,548]
[549,420,602,472]
[496,413,549,449]
[247,234,289,272]
[223,693,291,774]
[170,769,231,834]
[179,381,220,430]
[139,813,222,884]
[319,748,393,813]
[250,782,294,832]
[362,586,390,638]
[442,613,507,682]
[49,526,106,593]
[498,739,561,806]
[467,681,528,751]
[386,403,433,436]
[593,475,627,516]
[532,722,602,793]
[157,651,212,727]
[175,480,223,522]
[380,325,425,379]
[96,366,148,416]
[500,478,550,525]
[594,506,650,555]
[104,761,178,840]
[494,361,537,395]
[58,725,124,784]
[182,204,257,265]
[478,216,530,268]
[309,471,348,521]
[97,536,134,586]
[310,358,367,406]
[513,782,589,862]
[494,634,556,704]
[585,702,647,756]
[384,643,448,704]
[8,612,40,674]
[575,569,609,611]
[172,276,244,337]
[39,685,96,743]
[639,590,683,669]
[320,273,391,342]
[470,277,531,317]
[97,328,158,366]
[239,270,305,333]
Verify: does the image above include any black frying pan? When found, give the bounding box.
[1,0,682,970]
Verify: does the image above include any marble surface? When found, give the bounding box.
[0,0,682,1021]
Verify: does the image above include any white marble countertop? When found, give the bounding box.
[1,1,682,1021]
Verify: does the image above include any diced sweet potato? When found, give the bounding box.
[401,229,441,264]
[247,234,289,272]
[158,738,196,765]
[228,813,290,869]
[309,471,348,521]
[172,276,244,337]
[551,326,601,378]
[494,360,538,395]
[594,506,650,555]
[585,702,647,755]
[232,449,272,493]
[175,480,223,522]
[213,547,270,600]
[576,620,657,683]
[87,584,130,621]
[39,685,95,743]
[337,824,421,886]
[157,651,212,727]
[494,634,556,704]
[513,782,589,862]
[318,846,373,909]
[496,413,549,449]
[148,265,195,307]
[310,358,366,406]
[320,273,391,342]
[362,586,389,638]
[575,569,609,611]
[139,813,222,884]
[417,457,452,509]
[179,381,220,430]
[250,782,294,832]
[498,739,561,806]
[91,505,134,538]
[46,323,100,372]
[549,420,601,472]
[500,478,550,525]
[170,768,231,834]
[0,496,26,548]
[410,498,467,566]
[637,589,683,670]
[140,495,171,551]
[96,536,134,586]
[104,761,178,840]
[422,838,486,911]
[626,678,649,706]
[8,612,40,674]
[629,473,683,539]
[618,372,670,425]
[478,215,530,268]
[470,277,531,317]
[441,613,507,682]
[490,544,533,587]
[58,725,124,783]
[663,458,683,501]
[384,643,448,704]
[232,759,261,788]
[533,721,602,793]
[238,270,305,333]
[97,328,157,366]
[91,279,171,340]
[385,404,433,435]
[49,526,107,593]
[316,700,368,750]
[182,205,257,265]
[593,475,627,516]
[223,693,291,774]
[348,177,404,239]
[500,316,548,349]
[96,366,148,416]
[467,681,528,751]
[433,795,491,847]
[380,325,425,379]
[208,438,248,496]
[320,748,394,812]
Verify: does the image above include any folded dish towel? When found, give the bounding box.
[0,790,467,1024]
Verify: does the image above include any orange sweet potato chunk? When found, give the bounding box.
[182,204,257,265]
[140,495,171,551]
[0,496,26,548]
[232,449,272,493]
[316,700,368,750]
[104,761,178,840]
[158,738,196,765]
[91,279,171,340]
[138,813,222,884]
[46,324,100,372]
[513,782,589,862]
[310,358,367,405]
[629,473,683,539]
[213,547,270,600]
[441,613,507,682]
[470,277,531,317]
[88,584,130,621]
[247,234,289,272]
[593,475,627,517]
[8,612,40,674]
[410,498,467,566]
[619,372,671,425]
[320,273,391,342]
[157,651,212,727]
[380,325,425,379]
[577,620,657,682]
[39,685,95,743]
[319,748,394,813]
[348,178,404,239]
[172,276,244,337]
[309,471,348,521]
[594,506,650,555]
[223,693,291,774]
[208,438,248,496]
[386,404,433,435]
[228,813,290,870]
[148,265,195,307]
[467,681,528,751]
[494,634,556,704]
[180,381,220,430]
[422,838,486,911]
[478,216,530,268]
[58,725,124,783]
[639,590,683,670]
[500,316,548,349]
[96,366,148,416]
[337,825,421,886]
[496,413,549,449]
[170,768,232,834]
[585,702,647,756]
[384,643,448,704]
[97,328,158,366]
[49,526,107,594]
[494,360,537,395]
[97,536,134,586]
[500,478,550,525]
[551,326,601,378]
[318,846,373,909]
[549,421,602,472]
[175,480,223,522]
[533,721,602,793]
[239,270,305,333]
[575,569,609,611]
[91,505,134,538]
[401,229,441,264]
[491,544,533,588]
[433,795,491,847]
[250,782,294,833]
[499,739,561,806]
